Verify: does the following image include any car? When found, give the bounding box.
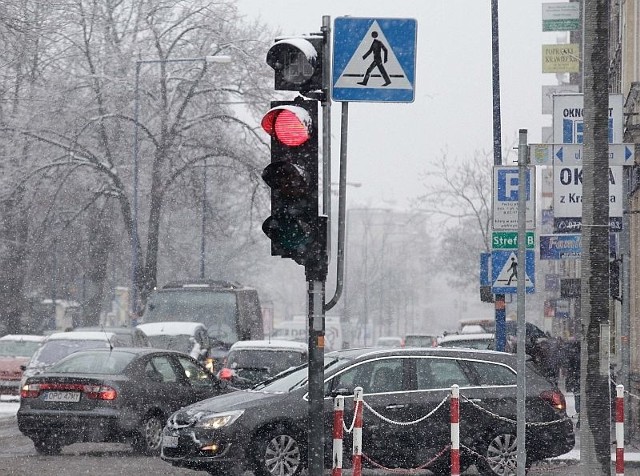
[0,335,45,396]
[404,334,438,348]
[217,339,308,389]
[72,326,151,347]
[160,347,574,476]
[136,322,212,367]
[375,336,404,347]
[17,347,230,456]
[437,332,498,351]
[20,331,128,386]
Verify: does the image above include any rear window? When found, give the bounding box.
[0,340,41,358]
[147,335,193,353]
[31,340,111,366]
[49,351,136,374]
[227,349,306,375]
[467,360,517,386]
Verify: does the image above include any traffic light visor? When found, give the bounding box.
[261,106,312,147]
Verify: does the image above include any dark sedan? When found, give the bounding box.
[17,348,229,455]
[160,347,574,476]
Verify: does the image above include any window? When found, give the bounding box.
[145,356,178,383]
[330,358,404,395]
[176,356,211,388]
[468,360,516,386]
[415,358,470,389]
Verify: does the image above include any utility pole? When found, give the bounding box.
[580,0,611,472]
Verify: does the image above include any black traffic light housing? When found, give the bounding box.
[261,98,325,273]
[266,36,323,93]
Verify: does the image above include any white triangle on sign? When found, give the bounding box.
[334,21,412,90]
[494,252,533,288]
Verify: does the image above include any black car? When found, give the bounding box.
[17,348,229,456]
[160,347,574,476]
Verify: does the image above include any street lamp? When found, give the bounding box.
[131,54,232,320]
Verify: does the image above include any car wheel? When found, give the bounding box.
[476,432,524,475]
[253,426,303,476]
[132,413,164,455]
[33,437,62,455]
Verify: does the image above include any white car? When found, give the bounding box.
[437,333,497,351]
[375,336,404,348]
[20,331,126,387]
[218,339,308,389]
[136,322,211,363]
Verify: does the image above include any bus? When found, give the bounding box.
[141,280,263,368]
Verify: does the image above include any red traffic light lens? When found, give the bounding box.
[261,106,312,147]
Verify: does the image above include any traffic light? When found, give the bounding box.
[266,36,323,93]
[261,99,324,269]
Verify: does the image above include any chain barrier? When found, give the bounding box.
[460,393,571,427]
[361,444,451,473]
[361,395,448,426]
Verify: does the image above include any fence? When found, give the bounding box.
[331,384,584,475]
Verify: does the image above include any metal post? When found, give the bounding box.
[491,0,505,352]
[307,278,325,476]
[516,129,528,476]
[621,166,631,440]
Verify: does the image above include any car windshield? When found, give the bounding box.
[228,349,306,375]
[0,340,41,358]
[147,335,192,353]
[49,351,136,374]
[31,340,110,366]
[253,357,345,392]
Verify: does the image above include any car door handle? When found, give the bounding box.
[385,404,408,409]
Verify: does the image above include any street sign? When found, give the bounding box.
[552,94,624,144]
[539,234,581,259]
[491,250,535,294]
[552,165,623,233]
[542,44,580,73]
[542,3,581,31]
[332,17,417,102]
[492,166,536,230]
[529,143,635,166]
[492,232,535,249]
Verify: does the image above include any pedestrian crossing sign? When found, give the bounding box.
[332,17,417,102]
[491,250,536,294]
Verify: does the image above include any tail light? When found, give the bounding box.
[218,368,234,380]
[20,382,117,400]
[540,389,566,411]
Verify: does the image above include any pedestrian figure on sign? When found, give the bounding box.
[357,31,391,87]
[506,257,518,285]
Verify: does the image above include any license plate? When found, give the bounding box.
[44,391,81,402]
[162,435,179,448]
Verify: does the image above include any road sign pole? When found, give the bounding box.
[516,129,528,476]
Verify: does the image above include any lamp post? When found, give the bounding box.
[131,54,232,319]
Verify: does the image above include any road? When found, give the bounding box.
[1,399,639,475]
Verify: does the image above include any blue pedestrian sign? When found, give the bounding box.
[332,17,417,102]
[491,250,536,294]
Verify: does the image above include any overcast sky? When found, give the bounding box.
[235,0,564,211]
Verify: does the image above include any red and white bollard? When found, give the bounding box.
[352,386,364,476]
[450,384,460,476]
[616,384,624,476]
[332,395,344,476]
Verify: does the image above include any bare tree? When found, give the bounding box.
[413,150,493,288]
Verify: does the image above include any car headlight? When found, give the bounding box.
[195,410,244,429]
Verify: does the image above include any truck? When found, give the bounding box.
[270,315,343,352]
